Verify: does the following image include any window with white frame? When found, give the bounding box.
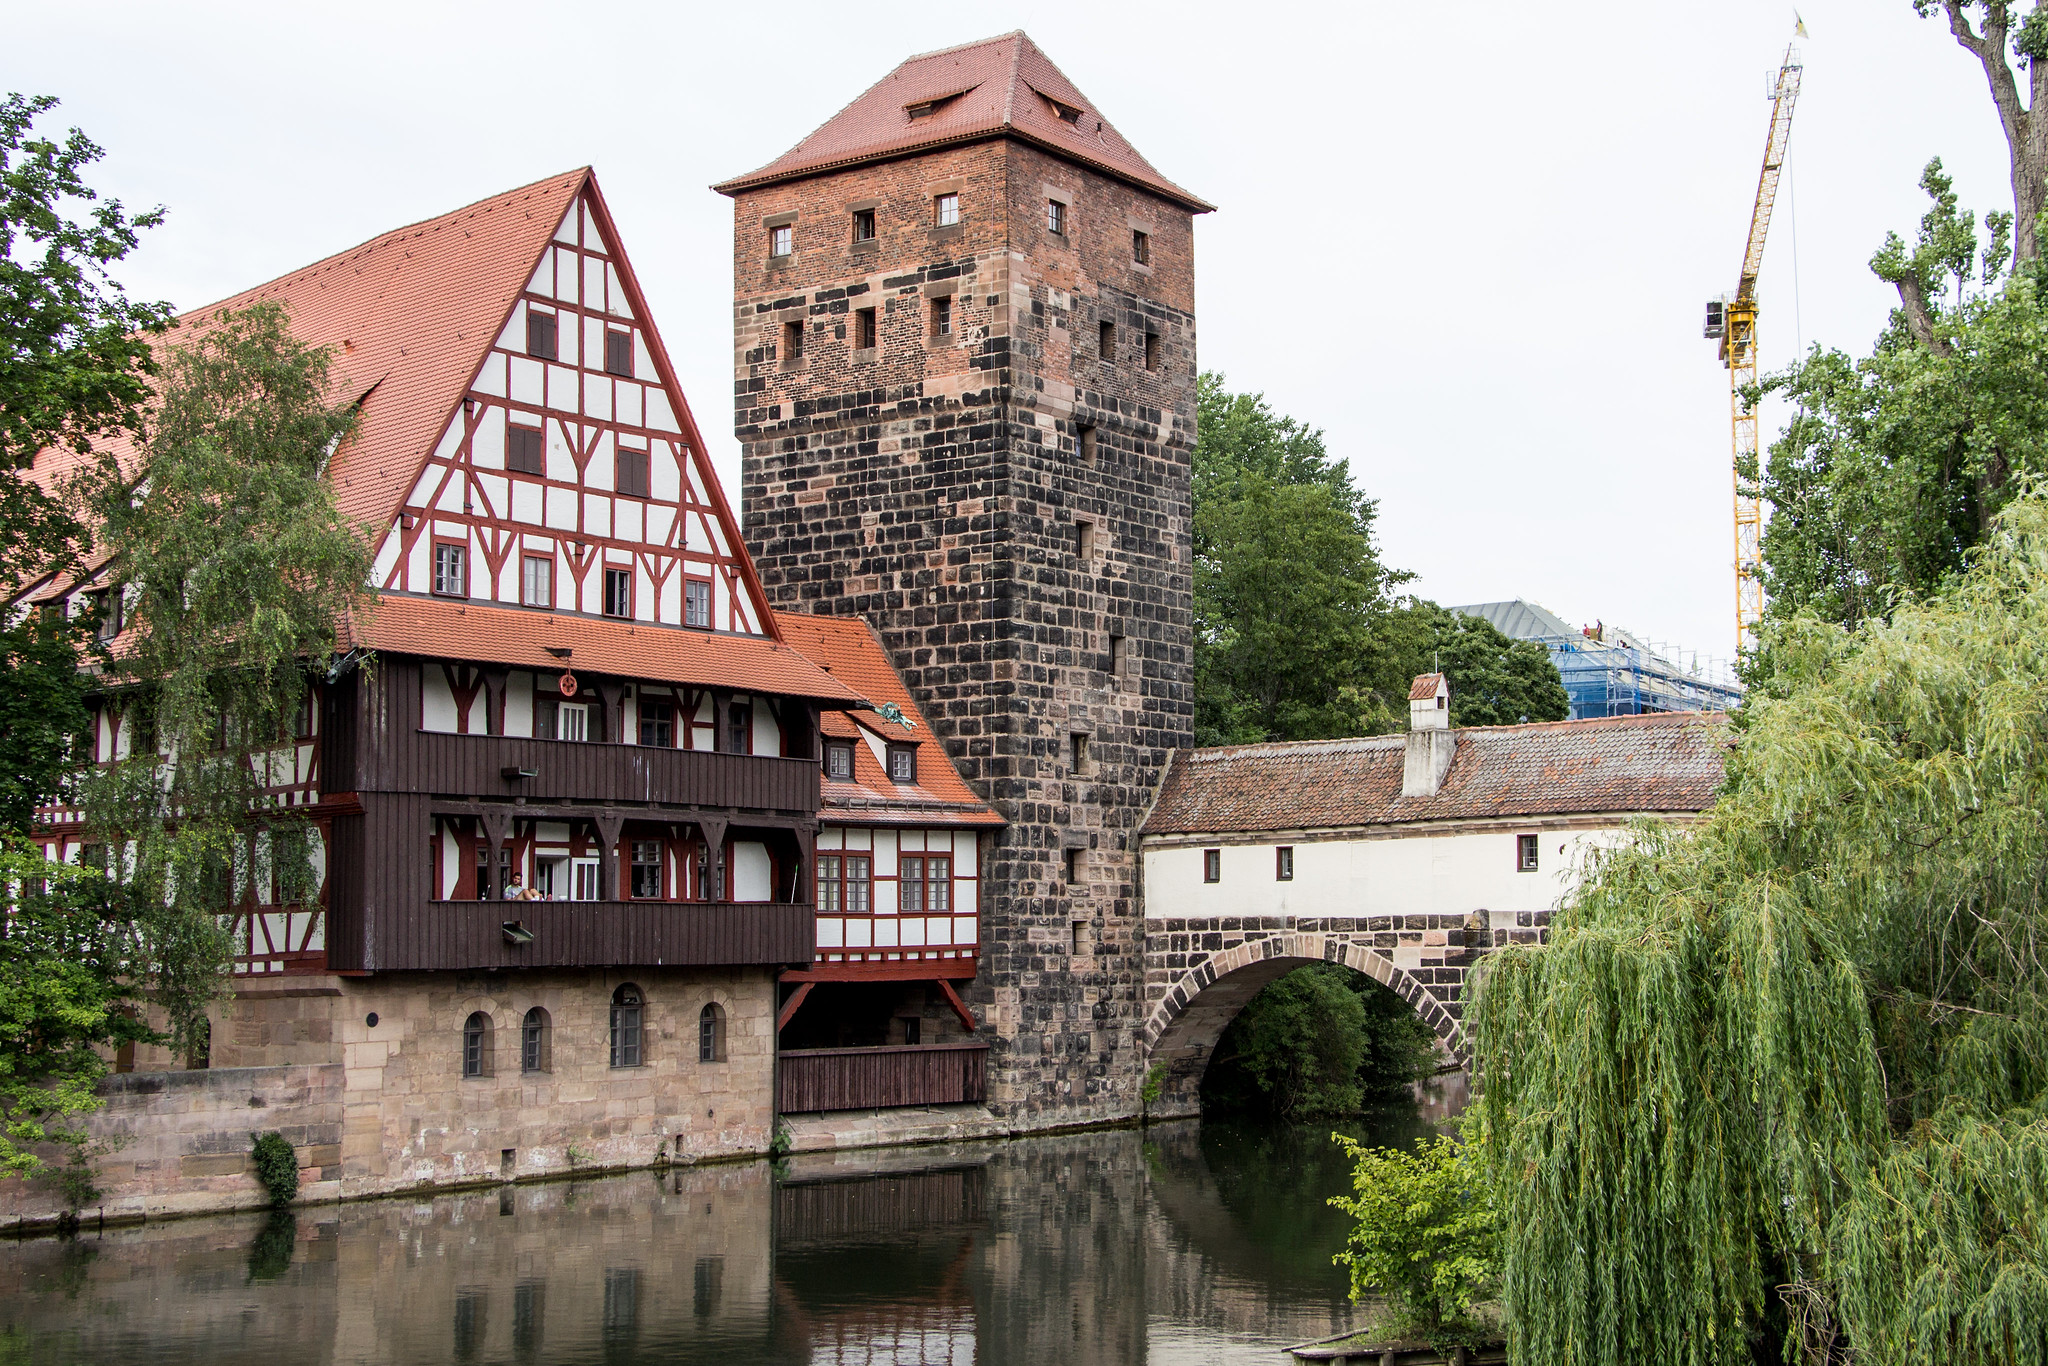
[433,542,467,597]
[685,579,712,629]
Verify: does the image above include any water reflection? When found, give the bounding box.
[0,1108,1443,1364]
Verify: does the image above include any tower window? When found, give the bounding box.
[1098,320,1114,361]
[526,309,557,360]
[855,307,877,350]
[1064,848,1081,883]
[685,578,712,629]
[1075,520,1096,558]
[604,328,633,378]
[1276,846,1295,881]
[934,192,960,227]
[1203,849,1221,883]
[1077,424,1097,465]
[1517,834,1540,872]
[1069,731,1091,774]
[432,542,467,597]
[930,295,952,338]
[782,320,803,363]
[522,554,553,608]
[507,424,544,474]
[769,224,792,258]
[1132,229,1150,264]
[1109,633,1127,677]
[851,208,876,242]
[1145,331,1161,372]
[615,446,649,498]
[602,567,632,618]
[1072,920,1093,955]
[1046,199,1066,235]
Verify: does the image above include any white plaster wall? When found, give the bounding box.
[1141,824,1636,923]
[731,842,771,902]
[420,664,459,733]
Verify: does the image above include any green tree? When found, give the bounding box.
[1473,489,2048,1365]
[0,613,89,833]
[69,303,375,1051]
[0,838,155,1189]
[1355,601,1569,730]
[1202,965,1439,1118]
[1,93,169,584]
[1330,1125,1499,1350]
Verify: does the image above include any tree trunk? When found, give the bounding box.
[1943,1,2045,260]
[1892,272,1954,356]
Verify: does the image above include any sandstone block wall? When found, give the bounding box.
[731,139,1198,1122]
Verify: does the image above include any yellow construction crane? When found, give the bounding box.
[1704,43,1802,651]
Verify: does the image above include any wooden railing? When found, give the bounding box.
[777,1042,989,1113]
[331,898,813,972]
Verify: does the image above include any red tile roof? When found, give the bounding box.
[1410,673,1446,701]
[1143,712,1731,836]
[350,594,865,704]
[713,32,1214,213]
[774,611,1003,827]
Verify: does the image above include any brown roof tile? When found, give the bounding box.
[1143,712,1730,836]
[713,32,1213,213]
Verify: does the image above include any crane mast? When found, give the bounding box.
[1705,44,1802,652]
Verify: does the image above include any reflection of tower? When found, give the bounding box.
[717,32,1210,1118]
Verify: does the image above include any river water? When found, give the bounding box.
[0,1107,1444,1365]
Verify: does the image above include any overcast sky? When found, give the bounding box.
[9,1,2022,669]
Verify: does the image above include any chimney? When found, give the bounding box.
[1402,673,1455,798]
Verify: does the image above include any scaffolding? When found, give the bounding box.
[1451,600,1745,721]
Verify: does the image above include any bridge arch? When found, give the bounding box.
[1141,931,1466,1116]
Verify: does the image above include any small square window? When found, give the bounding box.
[1203,848,1221,883]
[782,319,803,363]
[1517,833,1540,872]
[1132,229,1150,264]
[521,554,553,608]
[605,329,633,378]
[506,424,544,474]
[685,578,712,629]
[935,193,960,227]
[433,542,467,597]
[615,446,649,498]
[855,307,877,350]
[1046,199,1066,235]
[526,309,558,360]
[1144,331,1161,372]
[638,698,674,748]
[888,744,917,784]
[852,208,876,242]
[769,224,792,257]
[1077,424,1097,465]
[1075,520,1096,559]
[1098,320,1114,361]
[602,567,632,618]
[825,743,854,781]
[1276,846,1294,881]
[930,295,952,338]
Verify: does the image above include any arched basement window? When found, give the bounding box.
[610,985,643,1068]
[462,1011,492,1078]
[521,1007,551,1073]
[698,1003,726,1063]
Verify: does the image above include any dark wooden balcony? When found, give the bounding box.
[777,1043,990,1113]
[334,898,814,972]
[360,729,818,812]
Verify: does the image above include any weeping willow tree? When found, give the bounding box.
[68,302,374,1051]
[1473,488,2048,1366]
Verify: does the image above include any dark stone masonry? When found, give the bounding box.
[725,135,1199,1120]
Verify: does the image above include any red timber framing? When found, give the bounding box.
[374,174,777,639]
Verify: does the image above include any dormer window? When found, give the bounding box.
[1042,94,1083,126]
[90,588,122,641]
[887,744,916,784]
[825,742,854,781]
[905,86,975,120]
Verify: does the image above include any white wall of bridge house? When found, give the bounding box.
[1141,820,1638,950]
[368,196,761,636]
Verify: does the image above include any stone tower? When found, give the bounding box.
[715,32,1209,1120]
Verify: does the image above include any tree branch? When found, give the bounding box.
[1944,1,2043,258]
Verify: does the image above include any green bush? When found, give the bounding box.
[1328,1125,1498,1349]
[250,1131,298,1208]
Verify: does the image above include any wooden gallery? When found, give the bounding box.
[15,166,1005,1216]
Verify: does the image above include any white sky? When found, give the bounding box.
[8,1,2021,668]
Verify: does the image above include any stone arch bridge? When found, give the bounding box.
[1131,707,1729,1116]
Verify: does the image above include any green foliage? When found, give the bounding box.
[1193,373,1566,744]
[0,838,155,1189]
[1758,163,2048,636]
[1203,965,1440,1119]
[1140,1061,1169,1112]
[0,93,169,583]
[250,1131,297,1207]
[0,612,88,832]
[1330,1124,1499,1349]
[70,302,376,1053]
[1475,489,2048,1365]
